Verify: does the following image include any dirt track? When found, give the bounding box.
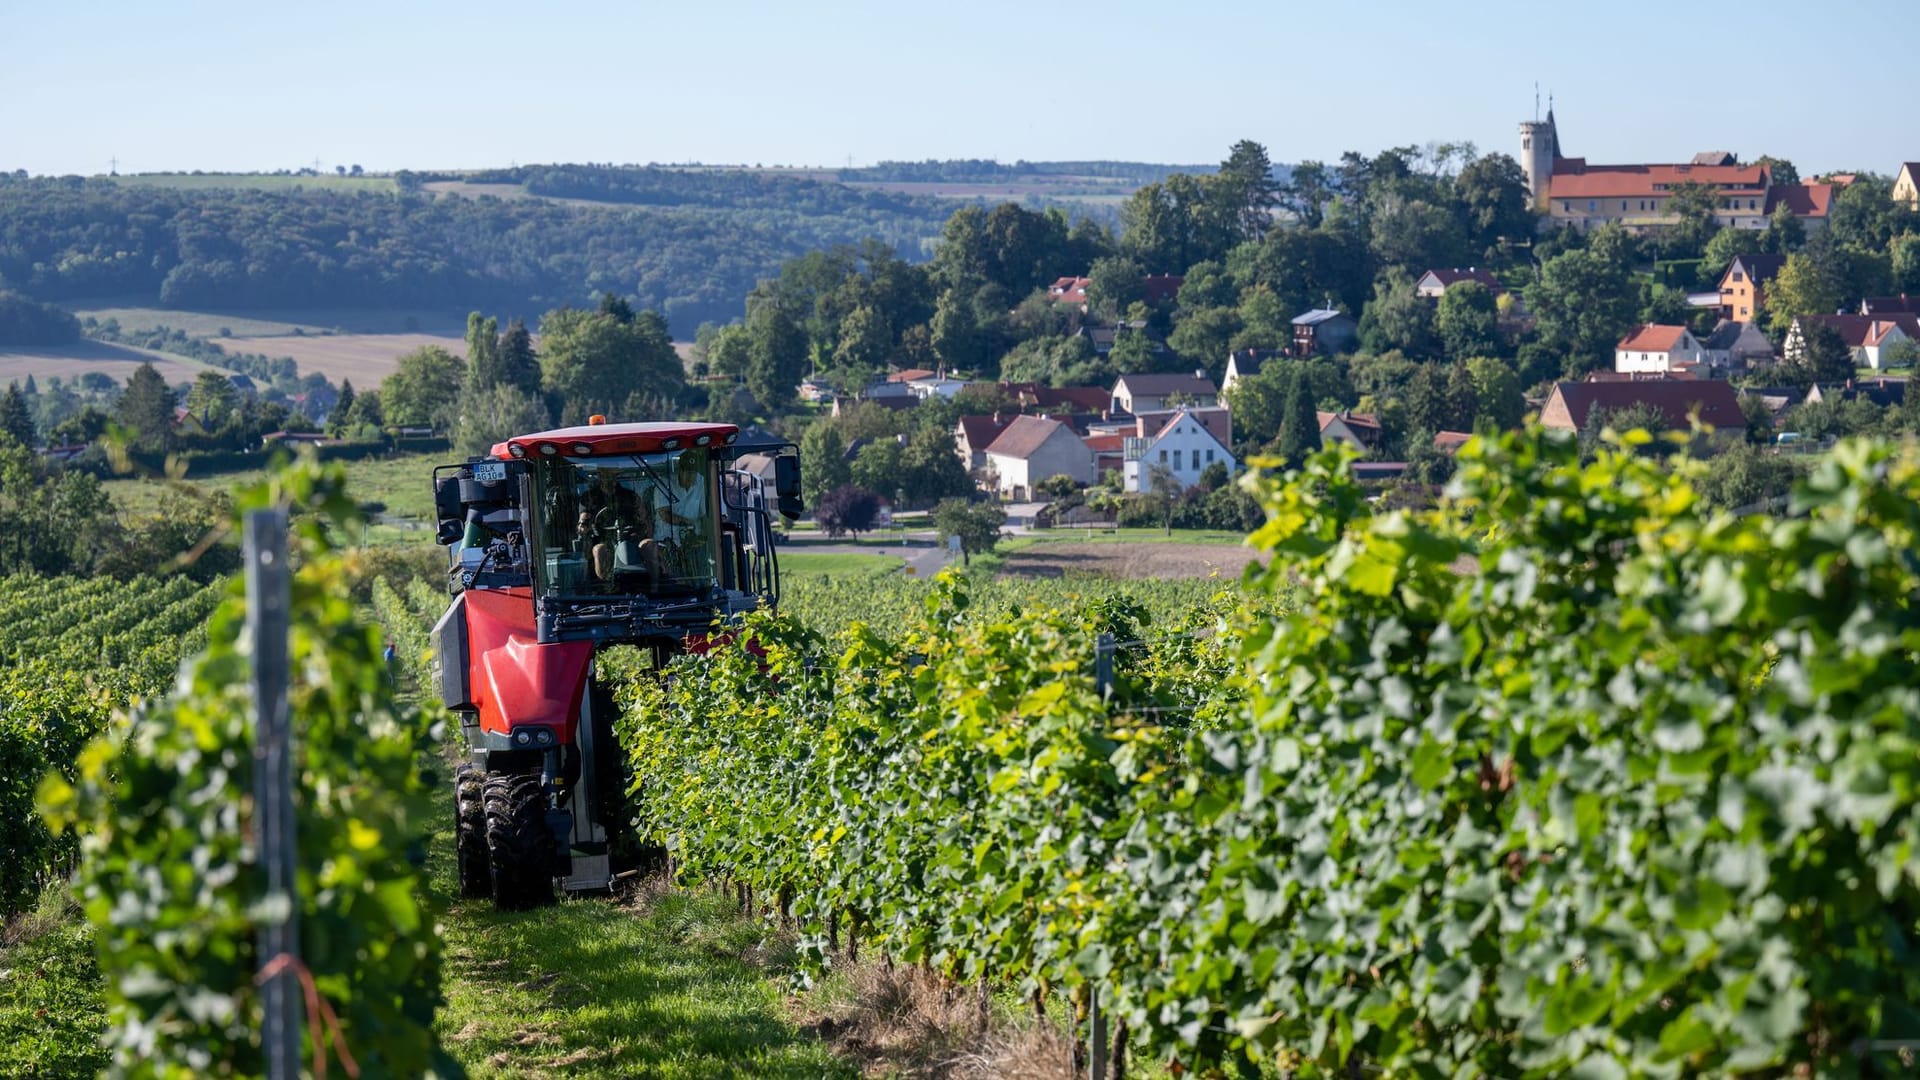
[997,542,1259,581]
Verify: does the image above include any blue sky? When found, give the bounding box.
[3,0,1910,178]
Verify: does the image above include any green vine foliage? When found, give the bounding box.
[40,461,458,1078]
[616,431,1920,1077]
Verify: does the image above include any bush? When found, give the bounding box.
[40,462,454,1076]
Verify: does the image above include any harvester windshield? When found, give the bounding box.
[529,448,718,598]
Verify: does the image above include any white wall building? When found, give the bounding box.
[1122,408,1237,493]
[1615,324,1704,375]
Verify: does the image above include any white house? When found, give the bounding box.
[1615,324,1704,375]
[906,376,968,400]
[1414,267,1502,299]
[983,415,1096,500]
[1786,314,1920,370]
[1122,407,1236,493]
[1220,348,1279,394]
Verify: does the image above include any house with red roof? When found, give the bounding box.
[954,413,1013,472]
[1615,324,1705,375]
[1539,380,1744,438]
[1317,411,1384,451]
[1047,277,1091,306]
[1785,314,1920,371]
[983,415,1095,500]
[1121,407,1237,493]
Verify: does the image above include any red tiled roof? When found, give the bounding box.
[887,368,937,383]
[1862,295,1920,315]
[1141,274,1184,305]
[1316,410,1382,432]
[1764,183,1836,219]
[1800,313,1920,348]
[1546,380,1744,431]
[1047,277,1091,304]
[1617,324,1690,352]
[984,415,1069,460]
[1433,431,1475,452]
[956,414,1011,449]
[1135,407,1233,448]
[1082,434,1127,452]
[1549,163,1769,200]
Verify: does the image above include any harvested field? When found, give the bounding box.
[69,304,467,339]
[0,341,208,385]
[997,541,1259,581]
[220,332,466,385]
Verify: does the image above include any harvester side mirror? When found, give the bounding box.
[434,475,464,545]
[773,455,803,518]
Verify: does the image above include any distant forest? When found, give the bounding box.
[0,170,966,334]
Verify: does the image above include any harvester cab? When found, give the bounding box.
[428,420,799,908]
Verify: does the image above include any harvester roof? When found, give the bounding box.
[490,421,741,461]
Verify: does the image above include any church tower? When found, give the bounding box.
[1519,106,1557,212]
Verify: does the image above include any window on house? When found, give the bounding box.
[1621,201,1627,211]
[1207,449,1216,463]
[1158,449,1167,464]
[1588,200,1596,212]
[1173,449,1183,471]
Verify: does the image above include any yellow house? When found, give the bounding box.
[1895,163,1920,210]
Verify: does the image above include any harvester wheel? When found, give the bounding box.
[454,763,492,899]
[483,769,555,910]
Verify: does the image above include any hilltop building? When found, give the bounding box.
[1519,107,1835,234]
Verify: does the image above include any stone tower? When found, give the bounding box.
[1519,108,1558,211]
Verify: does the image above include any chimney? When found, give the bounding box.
[992,410,1002,424]
[1194,368,1205,380]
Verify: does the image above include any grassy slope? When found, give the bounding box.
[105,452,445,521]
[0,894,109,1079]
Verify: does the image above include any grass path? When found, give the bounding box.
[428,827,852,1079]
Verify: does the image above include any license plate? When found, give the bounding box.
[471,462,506,482]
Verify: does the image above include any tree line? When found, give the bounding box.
[0,172,959,335]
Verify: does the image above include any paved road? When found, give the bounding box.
[782,531,956,576]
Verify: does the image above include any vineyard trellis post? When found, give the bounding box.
[1089,633,1114,1080]
[245,509,301,1080]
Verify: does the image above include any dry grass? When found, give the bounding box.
[220,332,466,385]
[0,340,209,386]
[796,958,1074,1079]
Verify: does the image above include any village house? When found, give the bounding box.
[1317,411,1385,451]
[1046,277,1091,306]
[1221,347,1281,393]
[1615,324,1705,375]
[1861,295,1920,316]
[1110,372,1219,415]
[1698,320,1775,373]
[1804,378,1908,410]
[1893,163,1919,210]
[1539,379,1745,438]
[1414,268,1503,299]
[997,382,1112,414]
[1785,314,1920,370]
[982,415,1096,501]
[1122,407,1237,493]
[1291,308,1358,357]
[905,375,968,400]
[1717,254,1785,322]
[954,413,1012,472]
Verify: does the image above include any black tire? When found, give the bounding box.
[483,769,555,910]
[454,763,491,899]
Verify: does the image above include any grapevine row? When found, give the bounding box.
[614,436,1920,1077]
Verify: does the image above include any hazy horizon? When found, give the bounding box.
[5,0,1913,180]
